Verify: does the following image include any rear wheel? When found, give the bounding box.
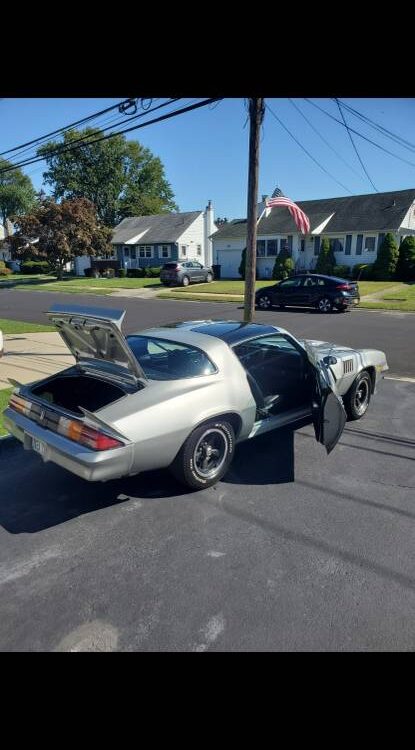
[344,371,372,420]
[206,272,213,283]
[181,275,190,287]
[256,293,273,310]
[170,420,235,490]
[317,297,333,313]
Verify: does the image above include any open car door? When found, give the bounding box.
[304,343,347,454]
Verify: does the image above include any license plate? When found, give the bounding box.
[32,437,46,455]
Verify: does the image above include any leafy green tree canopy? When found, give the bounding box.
[13,197,112,279]
[0,158,36,237]
[272,245,294,280]
[37,129,178,226]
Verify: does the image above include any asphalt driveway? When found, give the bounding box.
[1,379,414,651]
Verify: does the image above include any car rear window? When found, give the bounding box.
[163,263,179,269]
[126,335,216,380]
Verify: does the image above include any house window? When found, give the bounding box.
[279,238,289,253]
[330,238,344,253]
[300,239,305,252]
[364,236,376,252]
[160,245,171,259]
[266,240,278,256]
[124,246,130,257]
[256,240,266,257]
[181,245,187,257]
[197,245,202,256]
[314,237,320,256]
[138,245,153,258]
[356,234,363,255]
[130,247,137,260]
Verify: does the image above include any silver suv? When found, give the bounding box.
[160,261,214,287]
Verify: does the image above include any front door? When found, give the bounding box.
[306,349,346,453]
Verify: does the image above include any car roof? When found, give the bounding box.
[135,320,282,347]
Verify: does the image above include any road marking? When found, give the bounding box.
[384,376,415,383]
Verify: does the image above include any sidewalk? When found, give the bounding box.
[0,332,74,390]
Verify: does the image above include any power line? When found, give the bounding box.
[304,99,415,169]
[1,99,181,174]
[4,98,177,167]
[0,98,135,158]
[334,98,378,192]
[334,98,415,153]
[266,102,354,195]
[288,98,366,182]
[0,98,222,176]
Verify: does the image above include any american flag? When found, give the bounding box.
[266,191,310,234]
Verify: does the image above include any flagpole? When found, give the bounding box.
[244,98,265,323]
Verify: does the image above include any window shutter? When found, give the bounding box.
[314,236,320,256]
[356,234,363,255]
[287,236,293,254]
[345,235,352,255]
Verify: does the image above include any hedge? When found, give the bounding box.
[20,261,50,274]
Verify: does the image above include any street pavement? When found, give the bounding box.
[0,379,414,651]
[0,287,414,651]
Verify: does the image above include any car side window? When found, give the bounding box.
[303,277,317,287]
[317,278,326,286]
[279,278,302,288]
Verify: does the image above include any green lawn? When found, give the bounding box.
[358,281,404,296]
[359,283,415,311]
[12,276,163,295]
[0,388,13,436]
[0,318,55,333]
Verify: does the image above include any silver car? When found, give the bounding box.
[4,304,389,490]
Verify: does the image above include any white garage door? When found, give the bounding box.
[216,249,242,279]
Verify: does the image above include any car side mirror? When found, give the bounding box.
[323,355,337,366]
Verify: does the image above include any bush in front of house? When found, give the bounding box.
[117,268,127,278]
[144,267,162,277]
[0,261,12,276]
[127,268,146,278]
[352,263,374,280]
[372,233,399,280]
[272,246,294,281]
[20,260,50,274]
[395,236,415,281]
[315,238,336,275]
[333,265,351,278]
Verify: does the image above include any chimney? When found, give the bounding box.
[204,200,215,267]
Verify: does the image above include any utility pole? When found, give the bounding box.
[244,98,265,323]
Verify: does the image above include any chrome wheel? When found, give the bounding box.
[182,275,190,287]
[193,428,228,480]
[318,297,332,313]
[354,378,370,415]
[258,295,272,310]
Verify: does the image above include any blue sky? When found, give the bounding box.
[1,98,414,219]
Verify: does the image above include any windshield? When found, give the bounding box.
[126,335,217,380]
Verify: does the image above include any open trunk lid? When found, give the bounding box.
[47,304,146,386]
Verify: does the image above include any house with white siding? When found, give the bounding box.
[74,202,216,276]
[212,188,415,279]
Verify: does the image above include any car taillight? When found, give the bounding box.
[9,393,33,416]
[57,417,123,451]
[335,283,351,290]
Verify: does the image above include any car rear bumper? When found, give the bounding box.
[3,408,134,482]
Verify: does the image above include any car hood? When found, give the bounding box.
[47,304,147,385]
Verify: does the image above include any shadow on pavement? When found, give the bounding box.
[223,425,298,486]
[0,438,188,534]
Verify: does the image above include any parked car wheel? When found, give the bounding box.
[206,272,213,283]
[317,297,333,313]
[256,293,273,310]
[170,420,235,490]
[182,275,190,287]
[279,303,285,310]
[344,371,372,420]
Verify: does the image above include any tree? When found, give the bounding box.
[13,197,112,279]
[395,236,415,281]
[315,237,336,274]
[0,158,36,241]
[37,128,178,226]
[372,232,399,280]
[272,245,294,280]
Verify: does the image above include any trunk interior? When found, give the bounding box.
[30,373,127,415]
